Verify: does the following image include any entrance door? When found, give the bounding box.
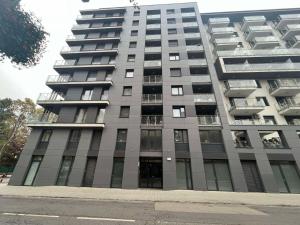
[139,158,162,188]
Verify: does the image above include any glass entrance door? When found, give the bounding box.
[139,158,162,188]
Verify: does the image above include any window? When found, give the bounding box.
[82,157,97,187]
[141,129,162,151]
[271,162,300,193]
[96,108,105,123]
[256,97,269,106]
[129,41,137,48]
[92,57,102,64]
[134,11,140,16]
[167,18,176,24]
[81,89,93,100]
[122,86,132,96]
[259,130,288,149]
[199,130,223,144]
[173,106,186,118]
[36,130,52,150]
[131,30,138,36]
[23,156,43,186]
[169,53,180,61]
[297,131,300,139]
[132,20,139,26]
[168,28,177,34]
[204,160,233,191]
[176,159,193,190]
[120,106,130,118]
[170,68,182,77]
[174,129,189,152]
[111,158,124,188]
[86,72,97,81]
[168,40,178,47]
[171,86,183,96]
[56,156,74,186]
[66,130,81,151]
[74,108,87,123]
[231,130,251,148]
[89,130,102,152]
[263,116,276,125]
[127,54,136,62]
[125,69,134,78]
[115,129,127,151]
[167,9,175,14]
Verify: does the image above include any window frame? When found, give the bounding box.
[119,106,130,118]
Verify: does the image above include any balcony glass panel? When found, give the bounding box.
[194,94,216,103]
[226,80,257,88]
[141,115,163,126]
[143,75,162,83]
[197,115,221,126]
[142,94,162,103]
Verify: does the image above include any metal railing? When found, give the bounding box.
[141,115,163,126]
[224,62,300,72]
[208,17,230,24]
[194,94,216,103]
[142,94,162,103]
[28,113,58,124]
[37,93,65,101]
[277,100,300,111]
[232,120,276,125]
[230,98,265,108]
[143,75,162,84]
[47,75,70,83]
[197,115,221,126]
[269,79,300,92]
[54,60,76,66]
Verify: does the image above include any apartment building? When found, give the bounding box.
[9,3,300,193]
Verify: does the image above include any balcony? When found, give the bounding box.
[144,47,162,53]
[217,48,300,57]
[146,14,161,19]
[144,60,161,68]
[27,114,105,128]
[143,75,162,85]
[214,37,241,51]
[276,14,300,29]
[232,119,273,126]
[182,12,196,18]
[76,14,124,23]
[241,16,266,31]
[146,24,161,29]
[269,79,300,96]
[281,24,300,40]
[197,115,221,126]
[71,24,122,34]
[249,36,280,49]
[66,34,120,45]
[186,45,204,51]
[183,22,198,28]
[210,27,236,39]
[184,33,201,39]
[190,75,211,84]
[60,46,118,58]
[224,80,257,97]
[208,17,230,31]
[188,59,207,66]
[141,115,163,126]
[37,93,109,107]
[53,60,115,73]
[46,75,113,90]
[194,94,216,105]
[287,35,300,48]
[145,34,161,40]
[277,100,300,116]
[142,94,162,104]
[229,98,265,116]
[244,25,273,41]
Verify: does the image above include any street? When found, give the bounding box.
[0,196,299,225]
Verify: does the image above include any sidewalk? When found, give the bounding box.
[1,185,300,207]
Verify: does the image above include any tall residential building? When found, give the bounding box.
[9,3,300,193]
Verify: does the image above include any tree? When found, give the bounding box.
[0,0,48,67]
[0,98,38,168]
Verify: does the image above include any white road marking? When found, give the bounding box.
[77,216,136,223]
[2,212,59,218]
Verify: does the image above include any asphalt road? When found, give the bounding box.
[0,196,299,225]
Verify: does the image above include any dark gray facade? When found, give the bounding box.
[9,3,300,193]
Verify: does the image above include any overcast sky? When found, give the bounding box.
[1,0,300,101]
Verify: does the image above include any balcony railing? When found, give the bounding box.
[190,75,211,83]
[37,93,65,102]
[143,75,162,84]
[184,33,201,39]
[47,75,70,83]
[225,80,257,89]
[145,34,161,40]
[146,24,161,29]
[144,60,162,68]
[61,46,117,53]
[141,115,163,126]
[208,17,230,25]
[183,22,198,27]
[54,59,116,67]
[182,12,196,17]
[269,79,300,92]
[230,98,265,108]
[217,48,300,57]
[72,24,121,30]
[142,94,162,104]
[188,59,207,66]
[194,94,216,103]
[146,14,161,19]
[277,100,300,111]
[28,113,58,124]
[232,120,276,125]
[197,115,221,126]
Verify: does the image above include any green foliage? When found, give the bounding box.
[0,98,38,167]
[0,0,48,67]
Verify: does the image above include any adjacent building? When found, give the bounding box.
[9,2,300,193]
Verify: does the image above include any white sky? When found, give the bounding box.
[1,0,300,100]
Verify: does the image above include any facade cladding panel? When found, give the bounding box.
[9,3,300,193]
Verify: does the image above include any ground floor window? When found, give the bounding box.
[82,157,97,187]
[111,158,124,188]
[56,156,74,186]
[23,156,43,186]
[204,160,233,191]
[271,162,300,193]
[176,159,193,190]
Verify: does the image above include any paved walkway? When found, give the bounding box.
[0,185,300,206]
